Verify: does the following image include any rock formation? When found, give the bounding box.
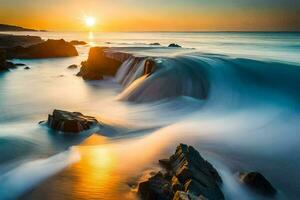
[138,144,224,200]
[77,47,124,80]
[0,34,43,48]
[70,40,87,45]
[47,109,99,133]
[5,39,78,59]
[239,172,277,197]
[168,44,182,48]
[67,64,78,69]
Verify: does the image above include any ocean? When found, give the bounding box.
[0,31,300,200]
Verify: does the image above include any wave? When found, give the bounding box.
[0,149,80,200]
[113,51,300,109]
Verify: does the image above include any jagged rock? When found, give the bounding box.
[239,172,277,197]
[168,44,182,48]
[5,39,78,59]
[70,40,87,45]
[138,172,173,200]
[138,144,224,200]
[47,109,98,133]
[77,47,123,80]
[67,64,78,69]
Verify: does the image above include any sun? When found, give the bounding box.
[85,16,96,27]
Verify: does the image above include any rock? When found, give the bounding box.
[77,47,123,80]
[138,144,224,200]
[24,66,30,70]
[67,64,78,69]
[168,44,182,48]
[150,43,160,46]
[14,63,26,66]
[5,39,78,59]
[239,172,277,197]
[70,40,87,45]
[138,172,173,200]
[0,34,43,48]
[47,109,98,133]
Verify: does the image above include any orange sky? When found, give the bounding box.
[0,0,299,31]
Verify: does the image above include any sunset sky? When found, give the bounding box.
[1,0,300,31]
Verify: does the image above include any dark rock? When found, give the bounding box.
[47,109,98,133]
[168,44,182,48]
[144,59,156,76]
[138,144,224,200]
[5,39,78,59]
[67,64,78,69]
[0,34,43,48]
[239,172,277,197]
[138,172,173,200]
[77,47,123,80]
[150,43,160,46]
[24,66,30,70]
[70,40,87,45]
[15,63,26,66]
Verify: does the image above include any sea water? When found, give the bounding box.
[0,31,300,200]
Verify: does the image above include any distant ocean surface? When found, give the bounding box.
[3,31,300,64]
[0,31,300,200]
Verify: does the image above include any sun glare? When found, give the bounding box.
[85,16,95,27]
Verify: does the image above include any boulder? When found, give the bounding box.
[70,40,87,45]
[77,47,123,80]
[68,64,78,69]
[47,109,98,133]
[138,144,224,200]
[24,66,30,70]
[239,172,277,197]
[5,39,78,59]
[168,44,182,48]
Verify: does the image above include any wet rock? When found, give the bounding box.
[77,47,123,80]
[70,40,87,45]
[144,59,156,75]
[15,63,26,66]
[67,64,78,69]
[239,172,277,197]
[150,43,160,46]
[138,172,173,200]
[0,34,43,48]
[138,144,224,200]
[24,66,30,70]
[47,109,98,133]
[168,43,182,48]
[5,39,78,59]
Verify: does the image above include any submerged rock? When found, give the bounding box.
[168,43,182,48]
[77,47,123,80]
[138,144,224,200]
[67,64,78,69]
[70,40,87,45]
[47,109,98,133]
[239,172,277,197]
[5,39,78,59]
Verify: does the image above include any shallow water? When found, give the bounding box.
[0,32,300,200]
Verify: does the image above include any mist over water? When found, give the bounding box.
[0,31,300,200]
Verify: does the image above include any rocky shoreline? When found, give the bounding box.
[137,144,277,200]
